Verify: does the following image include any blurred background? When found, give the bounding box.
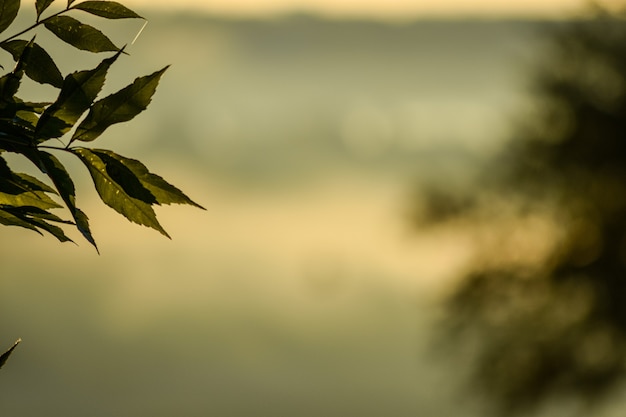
[3,0,626,416]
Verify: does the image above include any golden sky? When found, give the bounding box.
[122,0,623,19]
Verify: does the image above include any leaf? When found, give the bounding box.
[72,66,168,142]
[36,49,122,140]
[0,0,20,35]
[35,0,55,19]
[14,172,57,194]
[0,188,60,209]
[0,205,73,241]
[1,40,63,87]
[93,149,205,208]
[92,150,156,203]
[0,157,61,210]
[0,207,40,232]
[72,147,170,237]
[37,151,98,249]
[22,212,73,242]
[44,15,119,53]
[72,1,142,19]
[0,339,21,370]
[13,205,72,224]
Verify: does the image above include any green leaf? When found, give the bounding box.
[0,71,20,102]
[72,1,142,19]
[14,205,72,224]
[0,0,20,35]
[0,188,60,209]
[72,66,168,142]
[0,207,40,232]
[35,0,55,19]
[0,157,60,210]
[14,172,57,194]
[37,151,98,249]
[0,39,31,108]
[72,147,170,237]
[22,212,73,242]
[92,150,156,203]
[44,15,119,52]
[36,49,122,140]
[93,149,205,208]
[1,40,63,87]
[0,339,21,370]
[1,205,73,241]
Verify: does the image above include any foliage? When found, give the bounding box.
[0,339,20,371]
[0,0,203,253]
[417,8,626,415]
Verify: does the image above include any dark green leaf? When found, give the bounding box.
[72,66,167,142]
[15,172,57,194]
[36,49,122,141]
[0,72,20,102]
[23,214,73,242]
[35,0,55,19]
[0,157,60,209]
[0,41,30,108]
[93,149,205,208]
[14,205,72,224]
[0,339,21,370]
[72,1,142,19]
[92,150,156,203]
[0,207,41,232]
[0,118,34,147]
[0,188,60,209]
[0,0,20,35]
[37,151,98,249]
[1,205,73,241]
[1,40,63,87]
[44,15,119,52]
[72,148,170,237]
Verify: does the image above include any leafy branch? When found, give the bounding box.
[0,0,204,252]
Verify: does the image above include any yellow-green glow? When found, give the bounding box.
[122,0,624,18]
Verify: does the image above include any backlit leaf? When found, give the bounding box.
[1,39,63,87]
[72,147,170,237]
[93,149,205,208]
[0,207,40,232]
[36,49,122,140]
[37,151,97,249]
[0,158,60,209]
[14,172,56,194]
[72,1,142,19]
[35,0,55,19]
[44,15,119,52]
[0,0,20,35]
[22,213,73,242]
[72,66,168,142]
[0,205,73,241]
[0,188,60,209]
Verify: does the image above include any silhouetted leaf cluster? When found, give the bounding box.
[0,0,204,251]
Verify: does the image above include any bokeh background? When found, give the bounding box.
[2,0,626,416]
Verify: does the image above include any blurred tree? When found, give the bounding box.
[417,6,626,416]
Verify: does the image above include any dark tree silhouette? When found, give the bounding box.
[420,8,626,416]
